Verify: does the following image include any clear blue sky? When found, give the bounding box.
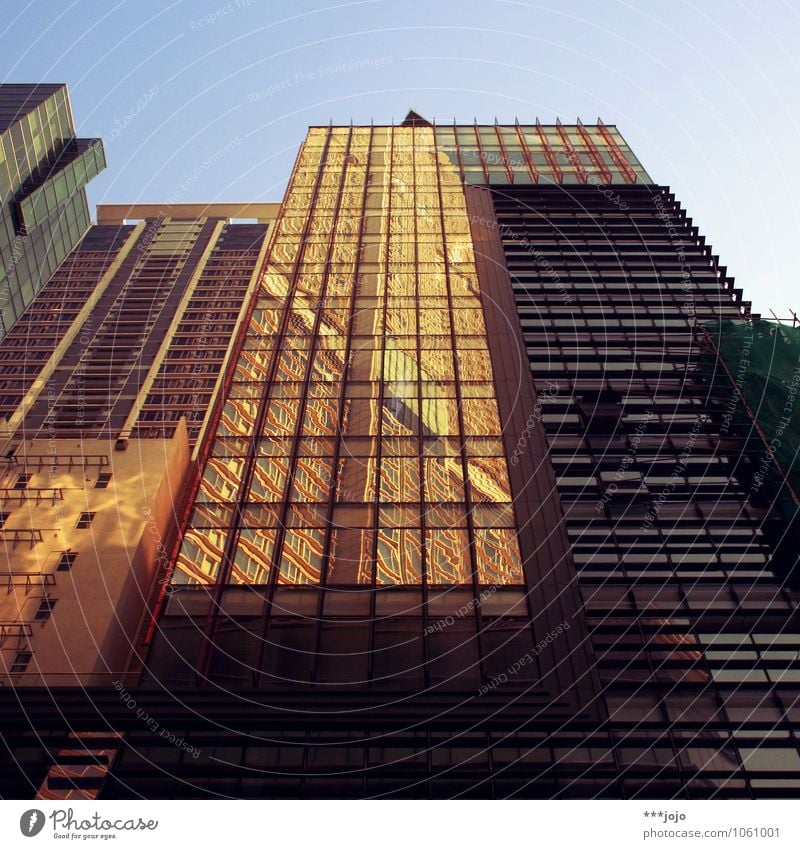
[2,0,798,315]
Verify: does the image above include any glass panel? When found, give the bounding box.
[379,457,421,502]
[174,528,226,584]
[336,455,377,502]
[475,529,524,583]
[290,458,333,502]
[461,398,502,435]
[328,529,374,584]
[376,529,422,584]
[261,399,301,435]
[426,529,471,583]
[301,398,339,435]
[279,529,324,584]
[233,529,276,584]
[467,457,512,502]
[248,459,289,502]
[423,457,465,502]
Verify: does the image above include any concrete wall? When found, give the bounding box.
[0,421,191,685]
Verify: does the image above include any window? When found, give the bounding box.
[13,473,31,490]
[95,473,112,489]
[35,597,56,621]
[76,512,95,529]
[56,552,77,571]
[11,651,32,673]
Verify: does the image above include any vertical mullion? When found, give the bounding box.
[312,125,374,682]
[259,125,355,684]
[451,119,465,182]
[493,122,513,184]
[555,119,588,184]
[514,118,538,183]
[472,120,491,183]
[597,119,636,184]
[535,118,562,183]
[576,119,612,185]
[367,124,393,684]
[196,126,334,681]
[413,127,432,688]
[433,131,486,683]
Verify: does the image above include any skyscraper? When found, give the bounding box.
[1,108,798,800]
[0,84,106,338]
[0,202,275,445]
[0,201,275,797]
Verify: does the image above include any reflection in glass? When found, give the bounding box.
[249,458,289,502]
[336,455,377,502]
[475,529,524,583]
[423,456,465,502]
[379,457,421,502]
[199,458,244,502]
[381,396,419,437]
[376,529,422,584]
[467,457,513,502]
[301,398,339,436]
[290,458,333,502]
[174,528,226,585]
[261,399,301,436]
[341,397,380,435]
[426,528,471,584]
[328,529,374,584]
[279,529,324,584]
[461,398,502,436]
[233,529,276,584]
[171,123,528,594]
[219,399,257,436]
[420,397,459,436]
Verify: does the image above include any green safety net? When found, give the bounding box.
[704,317,800,496]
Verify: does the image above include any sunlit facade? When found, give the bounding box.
[2,107,799,800]
[174,124,522,596]
[0,199,274,798]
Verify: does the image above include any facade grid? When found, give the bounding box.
[1,105,798,800]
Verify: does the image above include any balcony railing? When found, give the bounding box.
[1,571,56,594]
[0,488,63,505]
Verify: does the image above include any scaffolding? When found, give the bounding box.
[703,316,800,498]
[699,316,800,587]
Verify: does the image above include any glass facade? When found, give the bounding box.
[172,125,523,598]
[0,84,105,337]
[150,123,543,697]
[433,120,649,185]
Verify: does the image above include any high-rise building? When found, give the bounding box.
[0,202,275,797]
[1,108,798,800]
[0,84,106,338]
[0,202,275,446]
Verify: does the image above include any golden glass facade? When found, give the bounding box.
[173,124,523,591]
